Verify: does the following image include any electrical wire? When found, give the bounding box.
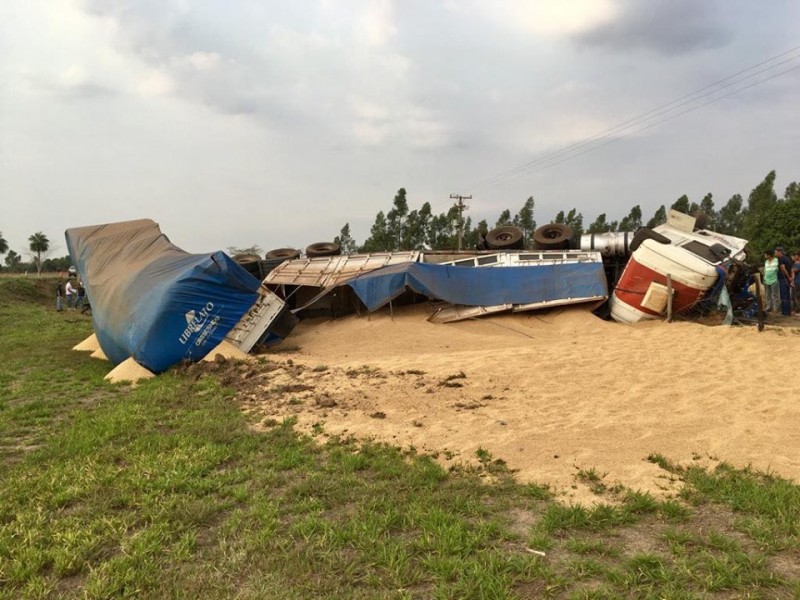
[465,46,800,194]
[486,62,800,189]
[417,46,800,218]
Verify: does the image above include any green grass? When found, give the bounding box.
[1,276,799,599]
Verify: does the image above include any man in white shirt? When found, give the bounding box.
[65,279,76,309]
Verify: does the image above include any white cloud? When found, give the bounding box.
[448,0,618,36]
[520,0,618,35]
[185,51,221,71]
[348,94,450,148]
[136,69,175,96]
[356,0,397,46]
[60,64,88,86]
[548,80,593,98]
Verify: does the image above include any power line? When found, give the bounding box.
[483,62,800,189]
[465,45,800,194]
[467,46,800,192]
[472,52,800,192]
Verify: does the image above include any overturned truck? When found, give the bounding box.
[259,210,750,326]
[66,210,752,378]
[66,219,295,374]
[608,211,749,323]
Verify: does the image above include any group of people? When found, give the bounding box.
[763,246,800,316]
[56,277,88,313]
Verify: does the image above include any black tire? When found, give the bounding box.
[485,226,524,250]
[533,223,573,250]
[692,211,709,231]
[233,253,262,263]
[305,242,341,258]
[265,248,300,260]
[628,228,671,252]
[232,254,263,277]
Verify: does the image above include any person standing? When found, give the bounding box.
[55,280,64,312]
[763,250,780,313]
[65,278,76,309]
[792,250,800,314]
[76,280,86,312]
[775,247,793,316]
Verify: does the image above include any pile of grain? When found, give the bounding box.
[90,347,108,361]
[104,357,155,385]
[247,303,800,503]
[202,340,253,362]
[73,333,100,352]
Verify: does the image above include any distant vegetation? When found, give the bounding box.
[0,230,71,275]
[337,170,800,256]
[2,171,797,274]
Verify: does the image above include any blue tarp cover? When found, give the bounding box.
[65,219,260,373]
[347,261,608,312]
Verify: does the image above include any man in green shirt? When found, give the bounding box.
[764,249,780,312]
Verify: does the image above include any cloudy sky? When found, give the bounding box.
[2,0,799,257]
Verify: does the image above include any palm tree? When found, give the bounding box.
[0,231,8,256]
[28,232,50,276]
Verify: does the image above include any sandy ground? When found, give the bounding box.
[243,304,800,504]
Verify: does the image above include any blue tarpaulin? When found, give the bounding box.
[65,219,260,373]
[347,261,608,312]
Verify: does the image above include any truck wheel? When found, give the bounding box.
[233,254,263,277]
[305,242,341,258]
[485,226,524,250]
[533,223,573,250]
[233,253,262,263]
[628,228,671,252]
[265,248,300,260]
[692,211,709,231]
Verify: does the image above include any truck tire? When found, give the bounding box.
[533,223,573,250]
[265,248,300,260]
[628,228,671,252]
[692,211,709,231]
[233,254,263,277]
[485,226,524,250]
[233,253,262,263]
[305,242,341,258]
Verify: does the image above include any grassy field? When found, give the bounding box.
[1,277,798,599]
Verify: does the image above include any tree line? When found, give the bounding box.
[335,170,800,259]
[0,232,71,275]
[2,170,797,274]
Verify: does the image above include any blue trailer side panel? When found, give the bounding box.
[347,261,608,312]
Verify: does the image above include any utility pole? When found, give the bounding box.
[449,194,472,251]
